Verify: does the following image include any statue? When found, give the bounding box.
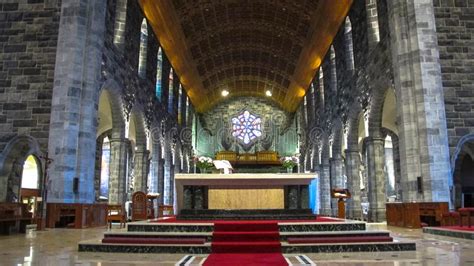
[6,186,18,202]
[6,159,23,202]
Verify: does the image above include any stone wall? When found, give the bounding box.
[434,1,474,157]
[0,0,61,152]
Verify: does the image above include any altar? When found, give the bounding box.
[175,173,315,214]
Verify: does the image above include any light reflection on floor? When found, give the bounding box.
[0,223,473,266]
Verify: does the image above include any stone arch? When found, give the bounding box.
[346,102,363,151]
[368,86,394,138]
[331,120,344,157]
[128,104,148,150]
[0,135,42,202]
[99,79,126,138]
[451,133,474,172]
[381,88,397,135]
[452,136,474,208]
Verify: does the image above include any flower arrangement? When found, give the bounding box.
[280,156,299,169]
[194,156,214,172]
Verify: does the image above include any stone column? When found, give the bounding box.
[391,135,402,199]
[181,146,189,173]
[174,146,182,175]
[163,140,174,205]
[133,148,149,193]
[345,150,362,220]
[108,138,129,204]
[148,142,160,194]
[365,137,386,222]
[300,185,309,209]
[329,156,344,216]
[47,0,106,203]
[319,162,331,216]
[388,0,451,205]
[286,186,299,209]
[157,158,165,205]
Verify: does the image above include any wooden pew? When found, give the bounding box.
[0,203,32,234]
[46,203,107,229]
[386,202,449,228]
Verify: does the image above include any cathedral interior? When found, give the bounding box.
[0,0,474,265]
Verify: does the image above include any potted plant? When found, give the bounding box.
[194,156,214,173]
[281,156,298,173]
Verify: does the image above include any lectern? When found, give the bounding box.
[331,188,351,219]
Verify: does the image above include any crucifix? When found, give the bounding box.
[36,152,53,230]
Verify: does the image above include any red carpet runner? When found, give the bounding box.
[204,221,288,266]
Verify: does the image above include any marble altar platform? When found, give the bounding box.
[78,217,416,254]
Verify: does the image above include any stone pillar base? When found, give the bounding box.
[348,209,363,220]
[368,208,386,222]
[320,208,333,216]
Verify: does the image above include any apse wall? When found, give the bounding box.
[195,97,298,158]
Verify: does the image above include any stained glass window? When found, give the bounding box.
[156,47,162,100]
[138,19,148,78]
[232,110,262,145]
[168,68,174,113]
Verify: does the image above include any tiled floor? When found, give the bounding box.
[0,223,473,266]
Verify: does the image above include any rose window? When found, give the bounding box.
[231,110,262,145]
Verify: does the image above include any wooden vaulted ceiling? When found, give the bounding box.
[139,0,352,113]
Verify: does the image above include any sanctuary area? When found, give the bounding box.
[0,0,474,265]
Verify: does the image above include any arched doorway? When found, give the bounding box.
[99,136,111,201]
[453,140,474,209]
[95,90,114,202]
[459,154,474,207]
[357,111,369,209]
[19,155,42,217]
[381,89,400,201]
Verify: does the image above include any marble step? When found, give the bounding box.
[78,240,416,254]
[280,230,391,237]
[104,231,212,237]
[281,241,416,253]
[78,239,212,253]
[126,220,367,233]
[102,237,207,245]
[286,235,394,244]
